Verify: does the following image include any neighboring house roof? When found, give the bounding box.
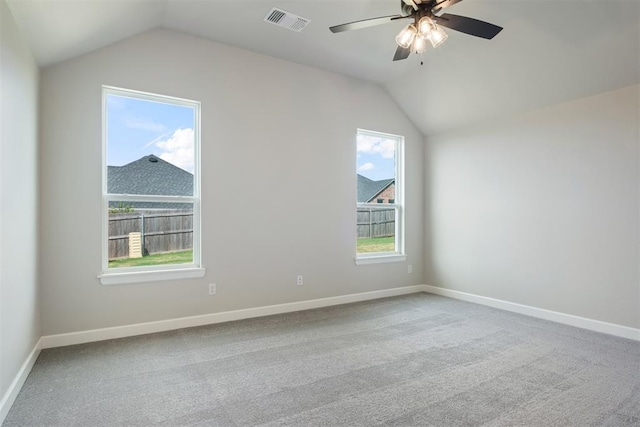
[357,174,394,203]
[108,155,193,209]
[108,155,193,196]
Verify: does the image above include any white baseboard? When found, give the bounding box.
[41,285,426,349]
[41,284,640,348]
[423,285,640,341]
[0,337,42,425]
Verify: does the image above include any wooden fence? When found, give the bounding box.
[357,207,395,239]
[109,210,193,259]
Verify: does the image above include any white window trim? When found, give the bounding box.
[99,86,204,285]
[98,267,205,285]
[355,129,406,265]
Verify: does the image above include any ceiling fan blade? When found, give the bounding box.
[432,0,464,14]
[330,15,404,33]
[393,45,411,61]
[435,13,503,39]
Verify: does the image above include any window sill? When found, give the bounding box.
[98,267,205,285]
[355,254,407,265]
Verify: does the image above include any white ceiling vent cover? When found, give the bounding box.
[263,8,310,32]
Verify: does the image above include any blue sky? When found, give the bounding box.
[356,134,396,181]
[106,94,195,172]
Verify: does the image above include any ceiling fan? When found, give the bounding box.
[330,0,503,61]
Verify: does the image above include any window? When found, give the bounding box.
[355,129,405,264]
[99,86,204,284]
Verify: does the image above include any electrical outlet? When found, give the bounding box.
[208,283,216,295]
[408,265,413,274]
[296,275,303,286]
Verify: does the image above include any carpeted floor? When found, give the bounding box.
[4,293,640,426]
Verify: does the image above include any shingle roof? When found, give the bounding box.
[108,155,193,209]
[357,174,394,203]
[108,155,193,196]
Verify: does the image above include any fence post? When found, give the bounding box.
[140,213,145,256]
[369,208,372,239]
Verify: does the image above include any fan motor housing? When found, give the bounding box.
[401,0,437,18]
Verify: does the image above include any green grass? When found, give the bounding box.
[109,250,193,268]
[357,236,395,253]
[110,239,395,267]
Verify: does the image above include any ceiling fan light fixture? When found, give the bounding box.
[417,16,434,36]
[413,35,429,54]
[429,25,448,47]
[329,0,503,62]
[417,16,448,48]
[395,24,417,49]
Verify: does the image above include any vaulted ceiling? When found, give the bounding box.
[6,0,639,136]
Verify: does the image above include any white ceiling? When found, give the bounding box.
[6,0,639,136]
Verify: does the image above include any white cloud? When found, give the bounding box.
[156,128,194,172]
[125,117,167,133]
[358,162,375,172]
[142,131,173,150]
[357,135,395,159]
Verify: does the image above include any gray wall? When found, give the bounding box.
[425,84,640,329]
[0,0,40,406]
[39,29,424,335]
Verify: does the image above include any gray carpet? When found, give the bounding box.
[4,293,640,426]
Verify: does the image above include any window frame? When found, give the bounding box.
[98,86,204,285]
[355,129,406,265]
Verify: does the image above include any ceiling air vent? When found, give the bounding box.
[263,8,310,32]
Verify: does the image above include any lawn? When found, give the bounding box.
[357,236,395,253]
[109,250,193,268]
[109,239,395,267]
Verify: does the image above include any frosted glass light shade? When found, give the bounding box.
[429,25,448,47]
[417,16,434,36]
[413,35,429,53]
[396,24,417,49]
